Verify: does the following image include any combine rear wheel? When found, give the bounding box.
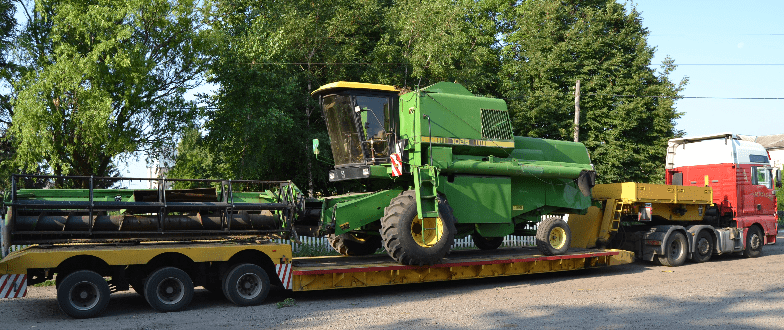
[658,232,687,267]
[380,191,456,266]
[471,232,504,250]
[56,270,111,319]
[536,216,571,256]
[328,232,382,256]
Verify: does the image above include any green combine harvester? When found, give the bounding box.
[312,81,596,265]
[2,81,596,267]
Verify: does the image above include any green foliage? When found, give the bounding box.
[292,242,340,258]
[276,298,297,309]
[9,0,206,185]
[497,0,685,184]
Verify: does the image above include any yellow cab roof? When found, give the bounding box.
[311,81,397,98]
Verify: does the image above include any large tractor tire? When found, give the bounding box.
[743,226,763,258]
[658,231,688,267]
[471,232,504,250]
[328,232,383,256]
[535,216,571,256]
[380,191,456,266]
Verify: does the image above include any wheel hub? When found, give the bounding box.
[549,227,567,250]
[697,238,710,255]
[157,277,185,305]
[236,273,262,299]
[70,281,100,311]
[411,216,444,247]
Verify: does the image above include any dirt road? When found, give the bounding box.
[3,233,784,329]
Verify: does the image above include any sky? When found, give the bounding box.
[631,0,784,138]
[116,0,784,181]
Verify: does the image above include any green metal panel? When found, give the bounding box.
[475,223,515,237]
[328,189,405,235]
[443,175,511,224]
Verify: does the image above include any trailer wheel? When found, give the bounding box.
[743,226,763,258]
[471,232,504,250]
[56,270,111,319]
[658,232,687,267]
[536,217,571,256]
[328,232,382,256]
[144,267,194,313]
[691,230,713,263]
[381,191,456,266]
[222,263,270,306]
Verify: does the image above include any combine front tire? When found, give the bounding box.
[536,216,571,256]
[56,270,111,319]
[222,263,270,306]
[380,191,456,266]
[144,267,194,313]
[658,232,687,267]
[743,226,763,258]
[328,232,382,256]
[472,232,504,250]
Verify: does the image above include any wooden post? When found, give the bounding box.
[574,80,581,142]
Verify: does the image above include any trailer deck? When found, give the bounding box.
[289,247,634,291]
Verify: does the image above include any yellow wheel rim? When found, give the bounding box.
[549,227,567,250]
[411,216,443,247]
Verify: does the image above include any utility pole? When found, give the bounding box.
[574,80,581,142]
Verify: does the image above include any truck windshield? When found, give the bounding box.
[323,94,364,166]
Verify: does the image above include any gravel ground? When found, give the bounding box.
[2,232,783,330]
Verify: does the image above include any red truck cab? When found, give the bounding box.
[666,133,780,246]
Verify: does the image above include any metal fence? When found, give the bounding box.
[274,234,537,254]
[6,235,537,256]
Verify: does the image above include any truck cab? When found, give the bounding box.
[665,133,779,245]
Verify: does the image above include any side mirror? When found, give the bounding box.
[776,168,782,188]
[312,139,320,155]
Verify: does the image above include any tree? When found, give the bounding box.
[10,0,205,186]
[497,0,686,183]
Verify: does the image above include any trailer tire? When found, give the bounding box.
[328,232,382,256]
[658,232,687,267]
[691,230,713,263]
[472,232,504,250]
[56,270,111,319]
[222,263,270,306]
[381,191,456,266]
[144,267,194,313]
[743,226,763,258]
[536,216,571,256]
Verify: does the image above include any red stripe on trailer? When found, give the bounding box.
[275,264,292,290]
[292,251,620,276]
[1,274,26,299]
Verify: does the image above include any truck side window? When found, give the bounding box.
[754,167,772,189]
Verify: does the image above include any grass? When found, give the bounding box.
[293,243,341,257]
[32,279,56,287]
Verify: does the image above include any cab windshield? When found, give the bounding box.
[321,93,394,167]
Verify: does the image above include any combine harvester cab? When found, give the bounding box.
[311,81,597,265]
[569,133,779,267]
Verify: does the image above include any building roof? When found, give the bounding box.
[743,134,784,150]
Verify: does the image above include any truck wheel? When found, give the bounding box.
[536,217,571,256]
[658,232,687,267]
[380,190,456,266]
[328,232,382,256]
[743,226,763,258]
[471,232,504,250]
[222,263,270,306]
[56,270,111,319]
[691,230,713,263]
[144,267,194,313]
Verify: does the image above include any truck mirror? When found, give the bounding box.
[312,139,320,155]
[776,168,782,188]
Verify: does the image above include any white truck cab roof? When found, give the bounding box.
[666,132,771,169]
